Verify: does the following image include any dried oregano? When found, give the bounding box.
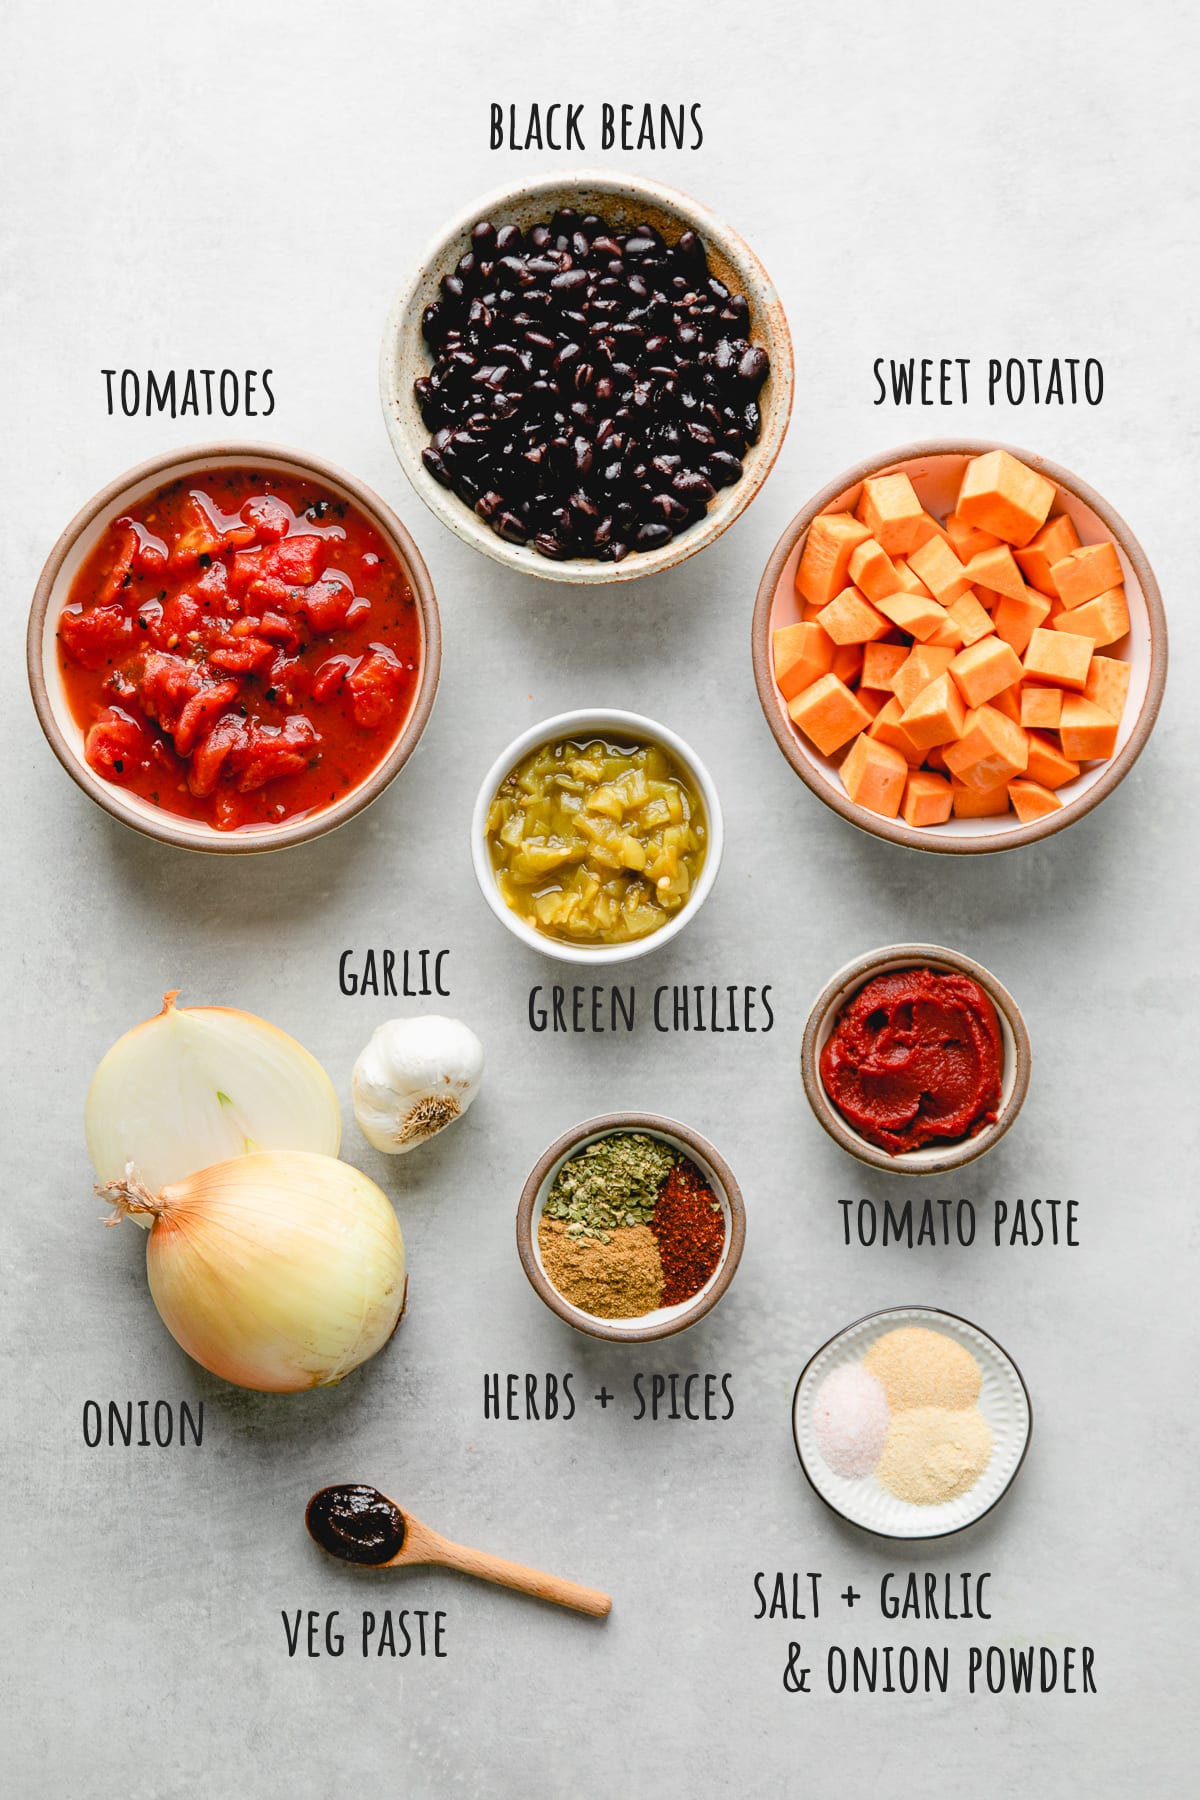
[543,1132,677,1241]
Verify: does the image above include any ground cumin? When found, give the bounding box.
[538,1218,665,1318]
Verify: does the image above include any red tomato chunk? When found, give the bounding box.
[57,469,421,831]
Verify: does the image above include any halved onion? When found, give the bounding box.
[86,992,341,1205]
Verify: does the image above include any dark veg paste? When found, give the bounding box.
[819,968,1003,1155]
[306,1484,406,1565]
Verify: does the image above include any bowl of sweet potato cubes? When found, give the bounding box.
[752,442,1166,852]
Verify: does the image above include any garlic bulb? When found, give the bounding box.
[352,1016,484,1154]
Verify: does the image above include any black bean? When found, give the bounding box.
[417,209,768,559]
[738,347,770,389]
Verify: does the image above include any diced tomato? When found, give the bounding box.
[138,651,202,731]
[245,575,294,610]
[95,525,138,606]
[311,654,358,703]
[130,527,169,579]
[208,637,273,673]
[173,679,241,756]
[262,535,326,585]
[169,496,226,569]
[233,716,320,792]
[345,596,371,627]
[257,611,299,647]
[84,708,148,782]
[187,712,249,797]
[299,579,354,633]
[151,592,204,648]
[58,603,133,671]
[241,495,291,543]
[346,649,406,729]
[189,560,230,608]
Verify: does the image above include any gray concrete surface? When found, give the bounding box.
[2,1,1197,1794]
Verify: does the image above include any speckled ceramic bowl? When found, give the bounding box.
[752,440,1167,853]
[516,1112,745,1344]
[801,944,1030,1175]
[381,169,794,584]
[27,443,441,854]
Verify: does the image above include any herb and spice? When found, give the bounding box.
[537,1131,725,1319]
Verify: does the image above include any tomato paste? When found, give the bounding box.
[819,967,1003,1154]
[57,468,421,831]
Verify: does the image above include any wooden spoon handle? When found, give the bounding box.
[427,1535,611,1617]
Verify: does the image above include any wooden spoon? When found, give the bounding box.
[306,1484,611,1618]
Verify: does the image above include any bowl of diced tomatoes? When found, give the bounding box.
[28,444,441,852]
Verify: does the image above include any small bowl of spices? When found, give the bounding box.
[516,1112,745,1342]
[793,1306,1032,1539]
[801,943,1031,1174]
[381,169,794,583]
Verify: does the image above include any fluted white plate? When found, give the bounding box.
[793,1306,1032,1539]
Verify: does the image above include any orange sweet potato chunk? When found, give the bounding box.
[832,641,865,686]
[867,697,925,766]
[899,672,967,753]
[848,537,903,602]
[1020,685,1064,729]
[1059,695,1119,762]
[925,611,967,650]
[1014,514,1080,596]
[902,769,954,828]
[956,450,1056,547]
[1023,627,1092,692]
[816,587,890,645]
[908,535,973,605]
[891,558,934,597]
[875,592,949,641]
[993,588,1052,655]
[1008,779,1064,824]
[1050,541,1123,609]
[1084,654,1131,722]
[796,512,872,606]
[892,645,956,712]
[787,673,873,756]
[952,779,1012,819]
[943,704,1029,792]
[949,637,1024,709]
[945,512,1000,564]
[1025,730,1081,789]
[1054,587,1130,648]
[947,592,996,648]
[856,473,926,557]
[772,621,834,700]
[840,732,909,818]
[962,544,1029,603]
[861,642,909,692]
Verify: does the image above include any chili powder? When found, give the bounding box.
[649,1155,725,1305]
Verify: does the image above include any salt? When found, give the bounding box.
[813,1364,890,1478]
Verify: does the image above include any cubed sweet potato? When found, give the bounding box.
[840,732,909,817]
[949,637,1024,709]
[1014,513,1080,596]
[955,449,1055,547]
[1049,541,1123,609]
[1023,627,1093,692]
[943,704,1030,792]
[902,769,954,828]
[772,621,834,700]
[796,512,872,606]
[856,472,926,557]
[787,673,873,756]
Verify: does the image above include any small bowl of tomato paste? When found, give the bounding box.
[28,445,440,852]
[801,944,1031,1174]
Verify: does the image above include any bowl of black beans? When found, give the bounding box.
[381,170,794,583]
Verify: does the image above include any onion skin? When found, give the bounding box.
[122,1152,406,1393]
